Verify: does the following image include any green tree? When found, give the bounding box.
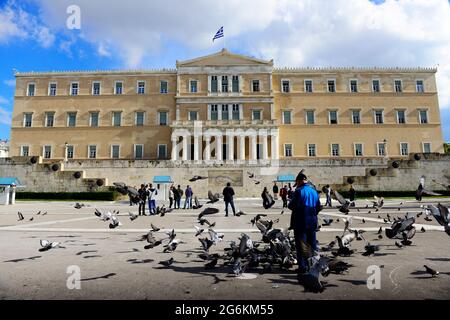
[445,143,450,154]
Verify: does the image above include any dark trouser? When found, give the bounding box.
[263,199,269,208]
[325,195,332,207]
[282,196,288,208]
[175,198,181,209]
[138,201,146,215]
[169,197,174,208]
[224,200,236,216]
[148,199,156,215]
[294,228,317,272]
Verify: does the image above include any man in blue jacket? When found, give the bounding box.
[288,172,322,274]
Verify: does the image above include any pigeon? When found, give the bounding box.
[377,227,383,234]
[416,182,442,201]
[235,210,246,217]
[424,265,439,277]
[194,226,204,237]
[39,240,60,252]
[421,227,426,233]
[36,211,41,215]
[109,214,122,229]
[385,217,415,239]
[143,231,162,249]
[189,175,208,182]
[207,191,220,204]
[204,258,218,269]
[322,216,333,226]
[254,180,261,185]
[362,219,366,224]
[395,241,403,248]
[400,232,412,246]
[151,223,160,232]
[332,190,350,214]
[199,237,214,252]
[29,217,34,221]
[427,203,450,236]
[209,228,224,244]
[378,234,383,239]
[362,243,380,256]
[163,239,182,253]
[159,257,174,267]
[42,211,47,215]
[17,212,24,221]
[129,212,138,221]
[199,207,220,219]
[250,214,267,226]
[371,196,384,208]
[74,203,85,209]
[247,172,255,179]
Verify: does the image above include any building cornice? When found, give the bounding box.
[15,69,177,77]
[274,66,437,74]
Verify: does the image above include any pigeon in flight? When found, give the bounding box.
[192,196,203,209]
[129,212,138,221]
[424,265,439,277]
[109,213,122,229]
[189,175,208,182]
[204,257,218,270]
[199,207,220,219]
[250,214,267,226]
[39,240,61,252]
[426,203,450,236]
[199,237,214,252]
[332,190,350,214]
[362,243,380,256]
[207,191,220,204]
[194,226,204,237]
[143,231,162,249]
[17,212,24,221]
[247,172,255,179]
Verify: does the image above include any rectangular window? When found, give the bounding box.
[252,80,260,92]
[49,83,57,96]
[24,113,33,127]
[45,112,55,127]
[232,104,240,120]
[115,82,123,95]
[90,112,99,127]
[419,110,428,124]
[189,111,198,121]
[284,144,293,157]
[352,110,361,124]
[308,144,316,157]
[374,110,384,124]
[282,80,290,93]
[378,143,386,156]
[416,80,424,93]
[27,83,35,96]
[159,111,168,125]
[21,146,29,157]
[331,144,340,156]
[394,80,402,93]
[221,76,229,92]
[400,142,409,156]
[44,145,52,159]
[67,112,77,127]
[137,81,145,94]
[160,81,168,94]
[190,80,198,93]
[157,144,167,159]
[112,112,122,126]
[306,110,315,124]
[327,80,336,93]
[423,142,431,153]
[134,144,144,159]
[397,110,406,124]
[211,76,218,93]
[88,145,97,159]
[305,80,313,93]
[92,82,101,95]
[372,80,380,92]
[329,110,338,124]
[355,143,363,156]
[283,110,292,124]
[111,145,120,159]
[252,110,262,121]
[232,76,239,92]
[71,83,79,96]
[135,112,145,126]
[350,80,358,93]
[221,104,229,120]
[66,145,74,159]
[210,105,218,121]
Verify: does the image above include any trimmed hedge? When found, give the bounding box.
[16,191,119,201]
[338,190,450,198]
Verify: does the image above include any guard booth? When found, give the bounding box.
[153,176,173,201]
[275,174,296,187]
[0,177,22,205]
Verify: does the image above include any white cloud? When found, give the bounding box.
[0,106,12,126]
[0,1,55,47]
[31,0,450,108]
[0,96,9,105]
[3,79,15,87]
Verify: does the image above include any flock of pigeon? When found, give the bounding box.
[16,174,450,294]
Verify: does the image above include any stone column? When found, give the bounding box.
[171,136,178,161]
[204,135,211,162]
[216,134,223,161]
[261,133,268,160]
[194,134,200,162]
[182,135,188,161]
[176,105,180,121]
[271,129,279,160]
[227,133,234,162]
[250,135,257,162]
[239,135,246,162]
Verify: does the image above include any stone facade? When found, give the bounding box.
[0,140,9,158]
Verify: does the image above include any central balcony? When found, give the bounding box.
[171,119,278,128]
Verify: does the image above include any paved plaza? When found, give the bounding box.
[0,197,449,300]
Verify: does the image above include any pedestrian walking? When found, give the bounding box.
[280,185,288,208]
[222,182,236,217]
[137,184,148,216]
[272,182,279,200]
[176,185,183,209]
[262,187,270,208]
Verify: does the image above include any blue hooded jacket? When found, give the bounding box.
[288,183,321,231]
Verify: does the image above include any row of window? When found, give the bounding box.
[281,108,429,125]
[26,80,170,97]
[22,111,169,128]
[280,79,425,93]
[21,144,168,160]
[283,142,432,157]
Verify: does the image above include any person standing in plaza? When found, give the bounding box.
[147,184,158,215]
[261,187,270,209]
[222,182,236,217]
[280,185,288,208]
[288,172,322,275]
[168,185,174,209]
[272,182,279,200]
[138,184,148,216]
[323,185,332,207]
[349,185,356,206]
[184,185,193,209]
[287,183,293,200]
[176,185,183,209]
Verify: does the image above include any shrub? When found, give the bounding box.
[16,191,119,201]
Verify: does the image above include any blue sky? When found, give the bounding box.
[1,0,450,142]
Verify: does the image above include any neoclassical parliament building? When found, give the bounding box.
[10,49,445,164]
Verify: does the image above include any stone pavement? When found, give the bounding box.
[0,197,449,300]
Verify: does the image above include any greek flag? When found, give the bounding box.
[213,26,224,42]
